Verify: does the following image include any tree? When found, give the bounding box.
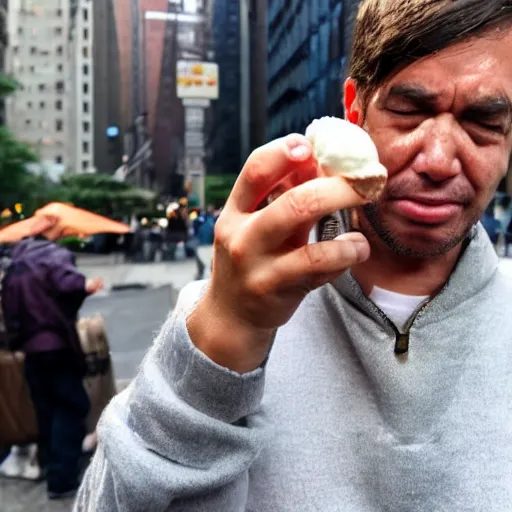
[53,173,155,218]
[0,75,39,213]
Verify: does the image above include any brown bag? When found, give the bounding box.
[0,351,39,447]
[77,315,117,433]
[0,315,117,447]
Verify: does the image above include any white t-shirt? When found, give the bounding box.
[369,286,429,331]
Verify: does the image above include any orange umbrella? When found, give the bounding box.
[0,203,129,244]
[34,203,129,238]
[0,216,56,244]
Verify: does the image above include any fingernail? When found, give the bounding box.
[353,240,370,262]
[290,145,309,160]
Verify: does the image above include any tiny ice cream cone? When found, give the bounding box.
[306,117,388,201]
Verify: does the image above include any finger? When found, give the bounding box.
[249,176,370,250]
[270,233,370,289]
[227,134,317,213]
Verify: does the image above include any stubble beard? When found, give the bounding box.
[361,202,480,258]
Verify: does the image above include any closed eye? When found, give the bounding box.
[468,119,506,134]
[388,108,427,117]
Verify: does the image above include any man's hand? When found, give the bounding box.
[187,134,370,373]
[86,277,104,295]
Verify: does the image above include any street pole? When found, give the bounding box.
[239,0,251,165]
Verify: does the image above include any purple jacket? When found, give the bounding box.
[1,238,88,354]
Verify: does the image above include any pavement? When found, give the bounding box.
[1,259,195,512]
[76,254,199,291]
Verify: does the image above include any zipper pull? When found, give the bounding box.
[395,333,409,354]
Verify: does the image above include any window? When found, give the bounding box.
[56,119,63,131]
[82,161,89,171]
[83,64,89,75]
[25,119,31,126]
[83,141,89,153]
[83,8,88,21]
[12,46,18,55]
[56,8,62,17]
[56,81,65,93]
[83,83,89,94]
[56,100,63,111]
[83,102,89,114]
[56,46,63,56]
[30,65,35,73]
[27,101,32,109]
[83,28,89,40]
[82,47,89,58]
[57,64,63,72]
[55,27,63,36]
[18,27,23,35]
[83,121,90,133]
[56,156,62,164]
[39,101,45,109]
[38,84,46,92]
[30,47,37,55]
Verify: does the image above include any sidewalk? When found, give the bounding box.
[77,258,198,291]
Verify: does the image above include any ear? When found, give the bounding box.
[344,78,363,126]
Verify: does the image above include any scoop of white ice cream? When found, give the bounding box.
[305,116,386,180]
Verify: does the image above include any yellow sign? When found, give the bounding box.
[177,61,219,100]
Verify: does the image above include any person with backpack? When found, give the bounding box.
[1,232,103,500]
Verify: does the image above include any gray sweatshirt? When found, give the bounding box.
[75,224,512,511]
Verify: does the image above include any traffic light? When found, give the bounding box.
[14,203,22,215]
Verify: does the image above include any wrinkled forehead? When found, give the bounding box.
[374,28,512,108]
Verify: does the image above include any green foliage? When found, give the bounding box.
[0,75,19,98]
[56,236,87,251]
[0,127,39,211]
[0,73,42,214]
[52,173,156,217]
[205,174,237,208]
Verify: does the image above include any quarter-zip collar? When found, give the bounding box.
[330,224,499,354]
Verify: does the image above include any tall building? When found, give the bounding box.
[91,0,122,173]
[110,0,157,189]
[207,0,240,176]
[0,0,8,126]
[69,0,123,175]
[267,0,347,141]
[6,0,70,171]
[113,0,133,136]
[207,0,267,176]
[69,0,95,173]
[141,0,211,194]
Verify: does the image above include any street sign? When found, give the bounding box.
[177,61,219,100]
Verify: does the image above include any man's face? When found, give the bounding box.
[347,30,512,257]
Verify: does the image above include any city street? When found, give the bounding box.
[0,260,194,511]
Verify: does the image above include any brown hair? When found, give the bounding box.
[349,0,512,106]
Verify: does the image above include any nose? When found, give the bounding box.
[411,115,462,182]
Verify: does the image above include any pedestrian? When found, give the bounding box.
[77,1,512,510]
[192,205,217,279]
[2,222,103,500]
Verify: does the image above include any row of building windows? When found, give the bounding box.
[17,63,64,72]
[12,45,65,56]
[16,27,89,41]
[18,81,65,93]
[49,158,92,169]
[52,157,90,170]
